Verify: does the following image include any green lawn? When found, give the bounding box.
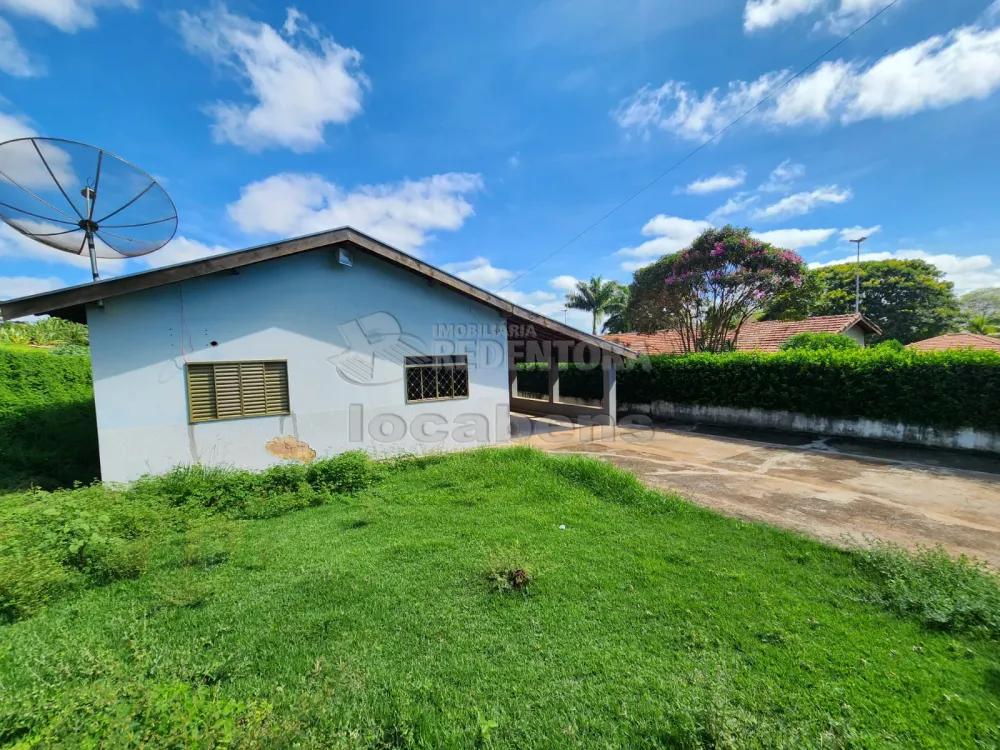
[1,447,998,748]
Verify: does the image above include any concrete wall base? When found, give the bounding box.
[620,401,1000,454]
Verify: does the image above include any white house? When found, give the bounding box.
[2,228,634,482]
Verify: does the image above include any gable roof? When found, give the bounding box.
[0,227,636,359]
[907,333,1000,352]
[603,314,882,355]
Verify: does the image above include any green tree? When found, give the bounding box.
[967,315,999,336]
[809,260,959,344]
[644,226,805,353]
[602,286,632,334]
[760,269,823,321]
[959,288,1000,321]
[565,277,625,336]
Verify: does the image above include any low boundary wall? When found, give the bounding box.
[620,401,1000,454]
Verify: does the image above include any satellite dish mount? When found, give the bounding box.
[0,138,178,282]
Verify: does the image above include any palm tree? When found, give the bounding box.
[602,286,632,334]
[565,277,625,335]
[967,315,1000,336]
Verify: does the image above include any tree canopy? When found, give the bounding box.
[761,259,960,344]
[959,288,1000,325]
[628,226,805,353]
[808,260,959,343]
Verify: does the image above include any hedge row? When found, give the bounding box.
[0,347,99,490]
[519,348,1000,432]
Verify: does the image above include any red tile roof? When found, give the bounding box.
[603,314,881,355]
[907,333,1000,352]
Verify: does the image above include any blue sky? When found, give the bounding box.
[2,0,1000,330]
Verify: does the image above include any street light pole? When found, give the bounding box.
[849,236,868,314]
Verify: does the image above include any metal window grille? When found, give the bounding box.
[187,360,290,423]
[404,355,469,403]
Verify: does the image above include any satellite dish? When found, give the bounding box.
[0,137,178,280]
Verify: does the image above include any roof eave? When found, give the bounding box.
[0,226,636,359]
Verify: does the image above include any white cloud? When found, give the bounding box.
[144,236,231,269]
[614,214,711,271]
[615,22,1000,139]
[499,287,592,332]
[838,225,881,242]
[683,168,746,194]
[441,257,516,289]
[759,159,805,192]
[755,228,838,249]
[227,172,483,254]
[508,154,520,168]
[549,274,580,293]
[178,6,367,152]
[707,193,758,223]
[0,0,137,32]
[0,112,77,189]
[0,275,64,301]
[0,17,43,77]
[810,249,1000,293]
[743,0,889,33]
[744,0,824,32]
[613,73,785,140]
[754,185,852,220]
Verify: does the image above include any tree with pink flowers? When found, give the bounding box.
[658,226,806,353]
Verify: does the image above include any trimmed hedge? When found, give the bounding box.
[520,348,1000,432]
[0,347,99,490]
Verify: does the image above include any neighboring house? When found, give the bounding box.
[604,314,882,355]
[908,333,1000,352]
[0,228,634,482]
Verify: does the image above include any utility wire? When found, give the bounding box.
[495,0,901,293]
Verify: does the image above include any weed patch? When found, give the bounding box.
[855,541,1000,638]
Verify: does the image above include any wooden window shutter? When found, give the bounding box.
[186,361,290,423]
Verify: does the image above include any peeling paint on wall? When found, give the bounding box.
[265,436,317,463]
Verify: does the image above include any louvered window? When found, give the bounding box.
[187,361,290,423]
[404,355,469,403]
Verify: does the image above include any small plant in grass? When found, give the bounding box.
[486,545,533,593]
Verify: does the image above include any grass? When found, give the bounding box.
[1,447,999,748]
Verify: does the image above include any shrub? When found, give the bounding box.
[615,348,1000,431]
[780,332,860,351]
[51,344,90,357]
[306,451,381,494]
[0,347,98,489]
[870,339,905,353]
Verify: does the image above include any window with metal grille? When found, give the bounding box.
[404,355,469,403]
[187,361,290,423]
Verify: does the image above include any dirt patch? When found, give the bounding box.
[265,436,317,464]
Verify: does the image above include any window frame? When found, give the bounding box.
[403,354,470,404]
[186,359,291,424]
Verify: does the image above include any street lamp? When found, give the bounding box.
[849,236,868,314]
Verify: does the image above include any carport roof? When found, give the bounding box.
[0,226,636,359]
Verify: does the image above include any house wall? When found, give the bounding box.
[842,324,867,347]
[87,249,511,482]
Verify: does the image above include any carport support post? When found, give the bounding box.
[508,350,518,400]
[547,358,560,404]
[602,354,617,423]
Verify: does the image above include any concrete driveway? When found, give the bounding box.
[516,416,1000,565]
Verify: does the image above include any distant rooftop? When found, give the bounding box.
[907,333,1000,352]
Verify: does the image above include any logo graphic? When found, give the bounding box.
[329,312,424,386]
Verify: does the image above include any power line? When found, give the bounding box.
[495,0,901,293]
